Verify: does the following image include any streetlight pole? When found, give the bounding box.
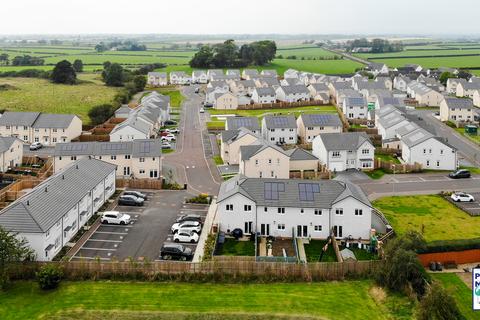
[392,165,396,194]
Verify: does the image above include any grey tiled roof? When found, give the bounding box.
[0,158,116,233]
[0,112,40,126]
[0,137,21,153]
[110,117,151,135]
[217,175,371,209]
[300,114,342,127]
[401,128,434,148]
[54,139,162,158]
[240,140,286,161]
[285,148,318,161]
[443,97,474,109]
[263,115,297,129]
[226,117,260,131]
[32,113,77,129]
[377,97,405,108]
[309,83,329,92]
[279,85,309,95]
[221,127,260,144]
[345,97,367,107]
[317,132,372,151]
[254,87,276,97]
[148,72,166,77]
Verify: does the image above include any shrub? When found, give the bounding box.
[36,264,63,290]
[186,193,211,204]
[202,233,217,261]
[421,238,480,253]
[417,282,463,320]
[88,104,115,125]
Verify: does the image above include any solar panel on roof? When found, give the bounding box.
[298,183,320,201]
[264,182,285,200]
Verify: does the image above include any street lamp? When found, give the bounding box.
[392,165,396,194]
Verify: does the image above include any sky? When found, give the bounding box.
[1,0,479,35]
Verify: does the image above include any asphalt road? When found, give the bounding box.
[23,145,54,157]
[163,86,222,195]
[412,109,480,167]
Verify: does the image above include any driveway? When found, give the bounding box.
[70,190,208,261]
[333,169,370,183]
[163,86,222,195]
[23,145,55,158]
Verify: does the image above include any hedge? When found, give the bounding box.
[419,238,480,253]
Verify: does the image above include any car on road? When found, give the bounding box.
[161,142,172,149]
[434,111,440,116]
[101,211,131,225]
[451,192,475,202]
[161,134,176,142]
[118,195,144,206]
[171,221,202,234]
[199,108,205,113]
[160,243,193,261]
[29,142,43,150]
[449,169,471,179]
[176,214,202,224]
[173,230,200,243]
[123,190,147,200]
[194,87,200,94]
[168,128,180,134]
[164,120,177,126]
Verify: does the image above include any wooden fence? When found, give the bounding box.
[116,178,162,190]
[349,127,378,135]
[374,159,422,173]
[8,260,382,282]
[0,179,43,207]
[237,100,329,110]
[78,134,110,142]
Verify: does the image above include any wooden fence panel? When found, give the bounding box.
[116,179,162,190]
[238,100,330,110]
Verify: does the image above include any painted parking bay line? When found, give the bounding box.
[95,231,129,235]
[87,239,123,243]
[81,247,117,251]
[72,256,111,261]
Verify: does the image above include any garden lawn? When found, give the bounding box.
[0,77,119,124]
[375,153,400,164]
[152,87,184,108]
[373,195,480,242]
[304,240,337,262]
[364,169,386,180]
[433,273,476,320]
[218,238,255,256]
[0,281,413,320]
[454,127,480,146]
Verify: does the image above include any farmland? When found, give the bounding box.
[0,43,362,75]
[0,281,415,320]
[0,75,119,124]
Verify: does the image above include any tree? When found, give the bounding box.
[133,75,147,92]
[0,53,9,65]
[95,42,108,52]
[51,60,76,84]
[103,63,124,87]
[440,72,455,85]
[189,45,214,68]
[417,282,463,320]
[457,69,472,80]
[376,231,430,296]
[88,104,115,125]
[72,59,83,73]
[0,226,34,290]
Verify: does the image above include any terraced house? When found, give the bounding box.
[0,158,116,261]
[0,111,82,146]
[53,139,162,179]
[262,115,298,145]
[0,137,23,172]
[296,114,343,143]
[216,175,373,239]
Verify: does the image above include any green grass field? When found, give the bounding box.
[454,127,480,145]
[304,240,337,262]
[209,105,337,120]
[0,76,119,124]
[433,273,476,320]
[375,153,401,164]
[0,281,414,320]
[218,238,255,256]
[373,195,480,242]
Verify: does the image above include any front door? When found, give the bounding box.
[260,224,270,236]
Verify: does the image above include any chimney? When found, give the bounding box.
[45,187,48,193]
[76,165,79,169]
[26,200,29,206]
[62,175,65,180]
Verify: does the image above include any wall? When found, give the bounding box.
[418,249,480,266]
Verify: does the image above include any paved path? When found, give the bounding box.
[413,109,480,167]
[325,48,369,65]
[163,86,222,195]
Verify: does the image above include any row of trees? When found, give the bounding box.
[10,55,45,66]
[95,40,147,52]
[347,38,404,53]
[189,40,277,68]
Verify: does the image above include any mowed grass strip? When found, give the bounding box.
[209,105,337,120]
[373,195,480,242]
[432,273,476,320]
[0,281,412,320]
[0,77,119,124]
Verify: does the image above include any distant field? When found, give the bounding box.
[0,76,119,124]
[276,46,338,58]
[357,49,480,59]
[0,281,414,320]
[373,195,480,242]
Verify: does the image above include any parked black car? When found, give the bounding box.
[164,120,177,126]
[118,195,144,206]
[123,190,148,200]
[176,214,202,224]
[448,169,471,179]
[160,243,193,261]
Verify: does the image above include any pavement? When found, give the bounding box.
[70,190,209,261]
[412,109,480,167]
[357,173,480,200]
[163,86,222,195]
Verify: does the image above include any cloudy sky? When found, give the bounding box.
[2,0,479,35]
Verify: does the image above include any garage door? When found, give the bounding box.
[330,162,344,172]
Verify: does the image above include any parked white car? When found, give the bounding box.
[173,230,200,243]
[161,142,172,149]
[161,134,176,142]
[29,142,43,150]
[199,108,205,113]
[101,211,131,225]
[171,221,202,234]
[451,192,475,202]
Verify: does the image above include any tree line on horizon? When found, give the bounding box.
[189,39,277,68]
